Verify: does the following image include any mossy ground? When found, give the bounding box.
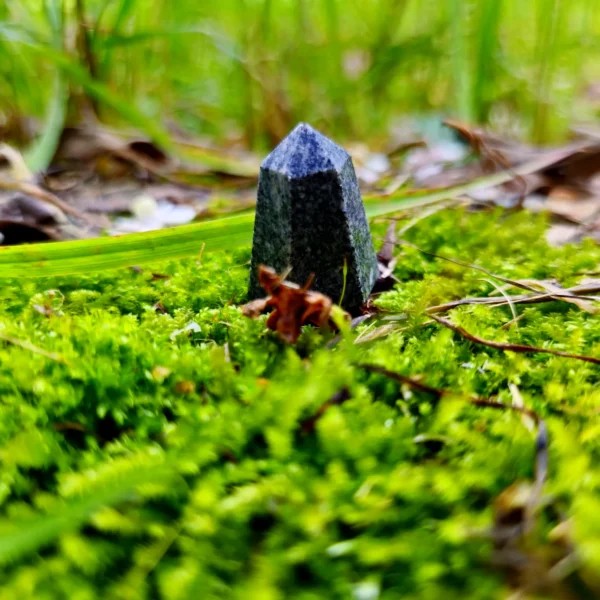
[0,209,599,599]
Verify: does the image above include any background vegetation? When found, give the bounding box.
[2,2,600,598]
[1,0,600,153]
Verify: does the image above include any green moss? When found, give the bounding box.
[0,209,599,598]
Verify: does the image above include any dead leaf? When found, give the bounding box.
[170,322,201,341]
[243,265,336,344]
[434,121,600,212]
[0,171,89,222]
[546,223,582,247]
[111,194,198,234]
[373,222,399,293]
[153,302,168,314]
[0,143,32,182]
[241,297,269,319]
[0,193,65,223]
[54,127,172,178]
[33,303,55,316]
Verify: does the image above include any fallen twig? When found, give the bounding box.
[360,363,539,420]
[377,238,545,294]
[373,238,600,314]
[360,362,549,555]
[430,315,600,365]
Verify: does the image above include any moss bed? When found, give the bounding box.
[0,209,599,599]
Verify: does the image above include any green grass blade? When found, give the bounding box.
[472,0,503,122]
[0,151,572,279]
[0,22,41,44]
[97,27,241,61]
[25,1,67,172]
[447,0,474,121]
[0,28,173,150]
[53,52,172,149]
[0,463,174,566]
[0,213,255,278]
[110,0,136,33]
[24,71,68,171]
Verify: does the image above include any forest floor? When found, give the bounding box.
[1,121,600,599]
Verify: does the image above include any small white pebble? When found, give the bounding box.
[131,193,158,220]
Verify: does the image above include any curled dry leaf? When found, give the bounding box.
[437,120,600,214]
[372,222,400,294]
[242,265,338,343]
[54,127,172,177]
[0,194,85,245]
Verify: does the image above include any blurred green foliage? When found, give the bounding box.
[1,0,599,149]
[0,210,599,597]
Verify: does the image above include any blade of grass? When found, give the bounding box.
[0,462,175,566]
[97,0,136,76]
[0,213,255,278]
[97,27,241,61]
[54,52,172,149]
[532,0,563,142]
[24,0,68,171]
[2,27,250,169]
[447,0,474,121]
[0,28,173,150]
[25,71,67,171]
[0,149,574,279]
[173,140,259,176]
[473,0,503,122]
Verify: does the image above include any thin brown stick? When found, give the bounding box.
[360,363,540,421]
[360,363,548,529]
[430,315,600,365]
[53,421,88,433]
[360,361,551,441]
[376,238,542,294]
[425,290,600,314]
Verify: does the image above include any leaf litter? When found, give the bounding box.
[3,116,600,249]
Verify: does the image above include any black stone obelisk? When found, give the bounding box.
[248,123,378,309]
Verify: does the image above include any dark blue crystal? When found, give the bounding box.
[249,123,378,309]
